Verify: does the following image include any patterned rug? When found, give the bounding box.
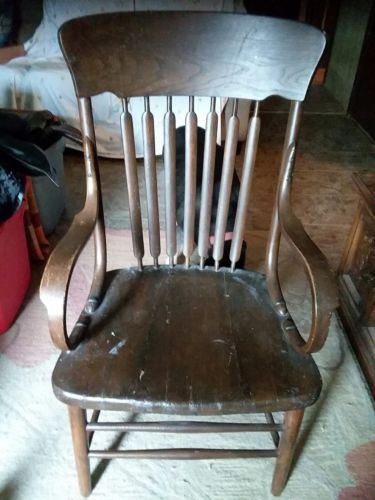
[0,229,374,500]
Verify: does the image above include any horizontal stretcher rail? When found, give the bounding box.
[86,421,283,433]
[88,448,278,459]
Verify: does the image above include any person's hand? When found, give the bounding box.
[0,45,26,64]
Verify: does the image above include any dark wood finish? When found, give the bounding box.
[53,268,321,414]
[88,449,278,460]
[338,173,375,397]
[142,97,160,265]
[121,98,144,269]
[59,12,325,101]
[40,97,105,351]
[266,105,338,351]
[278,143,338,352]
[266,101,302,314]
[265,412,280,448]
[84,414,280,463]
[243,0,340,85]
[87,410,100,447]
[39,12,339,496]
[213,104,239,267]
[272,409,304,496]
[198,97,218,266]
[230,101,260,270]
[163,97,177,266]
[68,406,91,497]
[86,421,283,433]
[183,101,198,266]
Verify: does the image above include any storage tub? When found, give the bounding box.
[0,202,30,334]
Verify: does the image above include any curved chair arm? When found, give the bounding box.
[40,203,97,351]
[278,144,339,354]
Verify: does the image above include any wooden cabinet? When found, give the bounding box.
[338,174,375,397]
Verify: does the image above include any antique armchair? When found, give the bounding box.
[40,12,338,496]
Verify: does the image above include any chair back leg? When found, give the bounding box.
[68,406,92,497]
[272,409,304,496]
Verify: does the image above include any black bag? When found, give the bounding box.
[0,109,81,224]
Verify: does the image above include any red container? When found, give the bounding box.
[0,202,30,334]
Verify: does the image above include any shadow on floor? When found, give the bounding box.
[91,413,137,491]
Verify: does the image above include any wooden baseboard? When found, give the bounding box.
[338,276,375,399]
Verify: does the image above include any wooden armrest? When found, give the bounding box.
[40,207,96,351]
[40,115,106,352]
[278,144,338,353]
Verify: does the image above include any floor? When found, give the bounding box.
[61,86,373,274]
[1,87,374,500]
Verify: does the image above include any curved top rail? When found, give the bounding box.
[59,12,325,101]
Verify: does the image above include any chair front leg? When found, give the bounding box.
[68,406,92,497]
[271,409,304,496]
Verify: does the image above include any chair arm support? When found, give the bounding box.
[40,207,96,351]
[278,144,339,354]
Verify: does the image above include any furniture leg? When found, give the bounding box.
[271,409,304,496]
[68,406,91,497]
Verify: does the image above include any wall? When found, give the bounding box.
[325,0,372,111]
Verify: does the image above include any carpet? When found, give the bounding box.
[0,229,374,500]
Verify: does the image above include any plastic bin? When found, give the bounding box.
[0,202,30,334]
[32,138,66,235]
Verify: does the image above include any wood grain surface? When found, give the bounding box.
[53,267,321,414]
[59,12,325,101]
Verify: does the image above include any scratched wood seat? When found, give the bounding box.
[40,12,338,497]
[53,267,321,413]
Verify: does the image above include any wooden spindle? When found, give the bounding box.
[230,101,260,271]
[164,96,177,267]
[198,97,218,269]
[120,98,144,270]
[142,97,160,267]
[78,97,106,306]
[183,96,198,267]
[213,99,239,270]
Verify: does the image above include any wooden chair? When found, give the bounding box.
[40,12,338,497]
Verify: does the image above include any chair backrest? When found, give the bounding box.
[59,12,325,275]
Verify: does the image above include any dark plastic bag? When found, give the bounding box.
[0,165,24,224]
[0,134,58,183]
[0,109,82,224]
[0,110,59,224]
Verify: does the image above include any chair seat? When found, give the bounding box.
[53,266,321,414]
